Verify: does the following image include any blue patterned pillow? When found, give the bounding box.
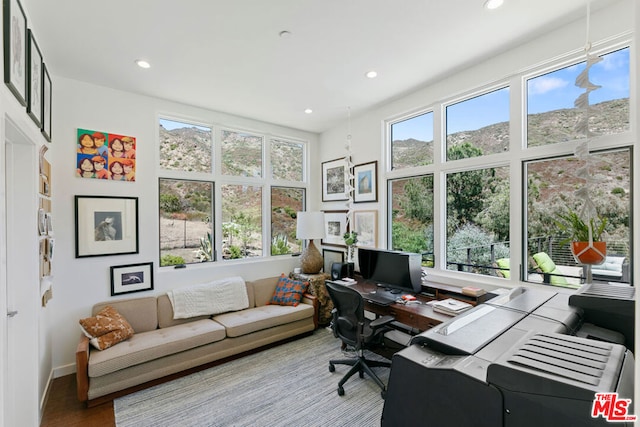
[269,274,308,306]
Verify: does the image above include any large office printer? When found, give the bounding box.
[381,286,635,427]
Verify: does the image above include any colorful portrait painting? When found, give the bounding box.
[76,129,136,181]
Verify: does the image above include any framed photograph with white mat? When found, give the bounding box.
[321,210,348,247]
[322,157,349,202]
[75,195,139,258]
[354,210,377,248]
[111,262,154,296]
[353,161,377,203]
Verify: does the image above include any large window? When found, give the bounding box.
[159,179,214,266]
[385,44,632,287]
[446,87,510,160]
[389,175,434,266]
[271,187,305,255]
[158,118,307,266]
[446,166,510,276]
[525,149,631,286]
[390,112,434,170]
[527,47,630,147]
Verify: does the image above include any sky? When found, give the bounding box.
[392,47,630,141]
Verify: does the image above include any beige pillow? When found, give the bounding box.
[79,305,134,350]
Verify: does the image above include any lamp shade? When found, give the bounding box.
[296,211,325,240]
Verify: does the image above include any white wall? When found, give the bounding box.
[49,78,319,375]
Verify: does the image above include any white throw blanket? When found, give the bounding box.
[167,276,249,319]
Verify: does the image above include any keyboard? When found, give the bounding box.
[357,288,398,306]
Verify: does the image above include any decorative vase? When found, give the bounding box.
[346,245,355,263]
[571,241,606,265]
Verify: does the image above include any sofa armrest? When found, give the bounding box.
[76,335,90,402]
[622,262,630,283]
[302,293,319,329]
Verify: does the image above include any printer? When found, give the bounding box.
[381,286,635,427]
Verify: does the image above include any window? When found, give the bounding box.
[221,130,263,177]
[390,112,433,170]
[159,179,214,266]
[221,185,262,259]
[446,166,510,276]
[158,117,308,266]
[527,47,630,147]
[525,149,631,286]
[389,175,434,266]
[446,87,510,160]
[159,119,212,173]
[271,139,304,181]
[271,187,305,255]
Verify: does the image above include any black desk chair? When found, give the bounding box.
[326,282,395,398]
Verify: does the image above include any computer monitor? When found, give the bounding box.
[357,248,422,293]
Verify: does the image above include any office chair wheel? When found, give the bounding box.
[338,386,345,396]
[329,363,335,372]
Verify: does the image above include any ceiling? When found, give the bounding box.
[23,0,618,134]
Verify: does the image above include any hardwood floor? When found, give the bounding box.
[40,375,114,427]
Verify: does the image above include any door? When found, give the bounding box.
[2,119,39,427]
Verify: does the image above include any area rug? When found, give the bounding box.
[114,328,390,427]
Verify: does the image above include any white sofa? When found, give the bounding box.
[76,276,318,406]
[590,255,630,283]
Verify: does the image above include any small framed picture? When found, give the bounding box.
[26,29,42,128]
[322,157,349,202]
[75,195,139,258]
[323,249,344,274]
[111,262,154,296]
[322,210,348,247]
[353,161,378,203]
[3,0,27,105]
[354,210,378,248]
[41,63,52,141]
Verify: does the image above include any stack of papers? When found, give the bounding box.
[432,298,473,316]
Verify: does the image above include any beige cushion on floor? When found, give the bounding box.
[89,319,226,377]
[213,303,314,338]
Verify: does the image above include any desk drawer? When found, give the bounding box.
[389,308,441,331]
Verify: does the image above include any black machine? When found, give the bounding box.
[357,247,422,293]
[382,286,636,427]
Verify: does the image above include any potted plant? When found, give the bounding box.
[556,208,607,264]
[343,231,358,263]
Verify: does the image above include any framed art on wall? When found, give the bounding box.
[3,0,27,105]
[111,262,154,296]
[41,63,52,141]
[353,161,378,203]
[321,210,348,247]
[354,210,378,248]
[322,157,349,202]
[75,195,139,258]
[323,249,344,274]
[26,29,42,127]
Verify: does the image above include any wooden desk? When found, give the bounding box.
[329,279,452,333]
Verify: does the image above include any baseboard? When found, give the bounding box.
[54,363,76,378]
[40,369,54,421]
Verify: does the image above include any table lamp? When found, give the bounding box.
[296,211,325,274]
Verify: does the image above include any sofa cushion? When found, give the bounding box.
[268,274,309,307]
[532,252,568,286]
[88,319,226,377]
[80,306,135,350]
[250,276,280,307]
[213,304,314,338]
[157,294,211,329]
[93,296,158,333]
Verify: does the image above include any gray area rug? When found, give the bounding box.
[114,328,390,427]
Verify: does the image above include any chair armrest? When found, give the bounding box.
[370,315,395,330]
[302,292,319,329]
[76,335,90,402]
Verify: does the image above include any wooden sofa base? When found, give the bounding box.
[80,330,314,408]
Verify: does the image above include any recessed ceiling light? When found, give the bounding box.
[135,59,151,69]
[484,0,504,10]
[304,108,313,114]
[365,70,378,79]
[279,30,292,38]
